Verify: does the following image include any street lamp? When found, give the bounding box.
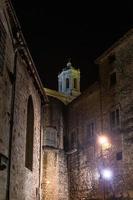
[101,168,113,180]
[98,135,111,149]
[101,168,113,200]
[98,135,108,145]
[98,135,112,200]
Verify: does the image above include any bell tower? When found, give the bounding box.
[58,61,80,97]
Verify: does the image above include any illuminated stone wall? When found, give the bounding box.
[67,84,102,200]
[42,97,69,200]
[42,150,59,200]
[67,30,133,200]
[0,2,44,199]
[9,55,42,200]
[0,3,15,199]
[1,1,133,200]
[42,150,68,200]
[98,30,133,199]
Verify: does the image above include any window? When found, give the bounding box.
[59,82,62,92]
[25,96,34,170]
[0,19,6,74]
[66,78,69,89]
[110,108,120,129]
[87,122,94,138]
[110,72,116,87]
[74,78,77,89]
[116,152,122,160]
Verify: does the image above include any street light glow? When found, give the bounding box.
[98,135,111,150]
[98,135,108,145]
[102,168,113,180]
[46,180,50,184]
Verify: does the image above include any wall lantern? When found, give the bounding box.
[0,153,8,170]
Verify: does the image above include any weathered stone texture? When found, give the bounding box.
[66,30,133,200]
[58,150,69,200]
[0,2,44,199]
[42,97,69,200]
[98,31,133,198]
[67,85,102,200]
[42,150,59,200]
[44,97,65,149]
[1,2,133,200]
[41,149,69,200]
[0,6,14,199]
[9,55,42,200]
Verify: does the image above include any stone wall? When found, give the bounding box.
[9,54,42,200]
[67,30,133,200]
[41,97,69,200]
[42,150,59,200]
[0,3,15,199]
[1,1,133,200]
[67,84,102,200]
[99,31,133,198]
[0,2,44,199]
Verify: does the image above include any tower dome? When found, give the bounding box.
[58,61,80,97]
[66,61,72,68]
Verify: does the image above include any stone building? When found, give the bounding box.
[66,29,133,200]
[0,0,133,200]
[42,29,133,200]
[0,0,47,199]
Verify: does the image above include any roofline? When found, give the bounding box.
[68,81,99,106]
[44,88,76,105]
[5,0,48,104]
[95,28,133,64]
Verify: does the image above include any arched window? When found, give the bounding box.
[74,78,77,89]
[25,96,34,170]
[59,82,62,92]
[66,78,69,89]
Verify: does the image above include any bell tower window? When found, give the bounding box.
[59,82,62,92]
[66,78,69,89]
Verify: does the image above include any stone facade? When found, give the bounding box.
[0,1,47,199]
[97,30,133,199]
[0,2,14,199]
[67,84,102,200]
[41,97,69,200]
[9,54,43,200]
[0,1,133,200]
[66,29,133,200]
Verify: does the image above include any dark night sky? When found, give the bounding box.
[11,1,133,91]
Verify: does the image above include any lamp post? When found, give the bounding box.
[98,135,112,200]
[101,168,113,200]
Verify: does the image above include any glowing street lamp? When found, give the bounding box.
[101,168,113,180]
[100,168,113,200]
[98,135,108,145]
[98,135,112,200]
[98,135,111,150]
